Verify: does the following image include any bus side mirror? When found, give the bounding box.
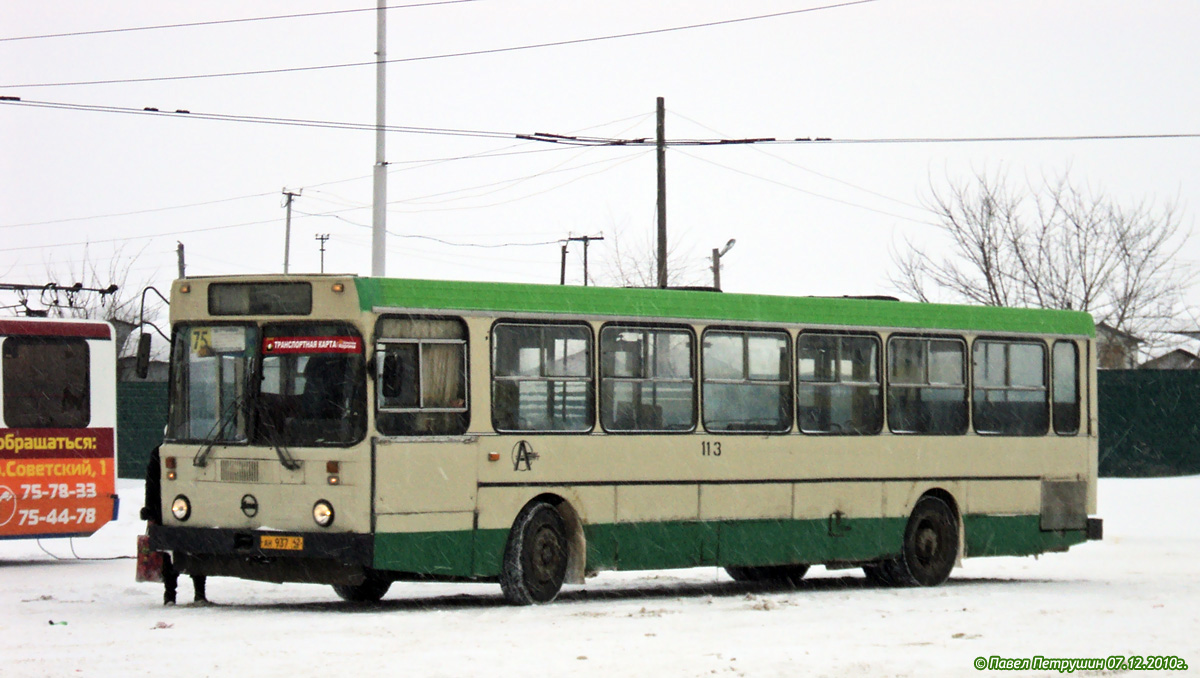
[136,333,152,379]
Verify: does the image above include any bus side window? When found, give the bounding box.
[492,322,593,433]
[887,336,967,435]
[972,340,1048,436]
[797,333,881,435]
[701,329,791,433]
[1053,341,1080,435]
[599,326,695,432]
[375,317,468,436]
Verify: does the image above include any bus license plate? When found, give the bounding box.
[260,535,303,551]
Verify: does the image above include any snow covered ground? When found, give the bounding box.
[2,477,1197,677]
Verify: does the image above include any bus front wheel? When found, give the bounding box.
[332,573,392,603]
[884,495,959,587]
[499,501,568,605]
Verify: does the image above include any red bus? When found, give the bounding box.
[0,318,118,539]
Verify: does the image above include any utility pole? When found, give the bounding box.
[711,239,736,292]
[282,189,301,274]
[176,241,186,279]
[315,234,330,273]
[371,0,387,277]
[656,96,668,289]
[559,242,569,285]
[567,234,604,286]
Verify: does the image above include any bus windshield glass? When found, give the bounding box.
[256,324,365,446]
[168,324,256,443]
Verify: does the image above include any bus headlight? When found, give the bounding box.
[313,500,334,528]
[171,495,192,521]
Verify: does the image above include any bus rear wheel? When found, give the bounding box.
[499,501,568,605]
[725,564,809,584]
[886,495,959,587]
[332,572,392,602]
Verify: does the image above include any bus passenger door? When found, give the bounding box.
[370,438,479,577]
[370,320,478,576]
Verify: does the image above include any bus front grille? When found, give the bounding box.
[220,460,261,483]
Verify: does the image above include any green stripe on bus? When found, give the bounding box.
[354,278,1095,337]
[964,514,1088,556]
[372,514,1087,578]
[373,530,477,577]
[583,517,908,571]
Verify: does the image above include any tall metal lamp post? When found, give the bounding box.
[711,239,736,291]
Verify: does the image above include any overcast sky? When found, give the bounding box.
[2,1,1198,324]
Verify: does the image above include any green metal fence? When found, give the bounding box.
[116,381,168,479]
[1098,370,1200,477]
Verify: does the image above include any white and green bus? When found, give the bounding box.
[148,275,1101,604]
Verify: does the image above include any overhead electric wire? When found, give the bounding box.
[0,99,522,140]
[291,148,645,216]
[0,189,277,229]
[291,147,645,220]
[396,147,649,206]
[674,148,935,226]
[363,112,652,184]
[388,151,649,213]
[367,114,655,207]
[668,109,928,213]
[0,248,175,270]
[335,237,546,271]
[0,214,304,253]
[11,98,1193,149]
[0,1,484,42]
[303,190,368,210]
[188,251,275,274]
[0,146,575,230]
[0,111,650,231]
[209,144,578,198]
[768,133,1200,145]
[296,211,563,249]
[0,0,879,89]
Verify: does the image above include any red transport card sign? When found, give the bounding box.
[262,337,362,355]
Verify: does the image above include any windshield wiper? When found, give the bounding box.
[256,400,301,471]
[193,391,247,468]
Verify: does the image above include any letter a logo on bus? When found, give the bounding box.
[511,441,539,472]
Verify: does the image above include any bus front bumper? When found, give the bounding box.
[148,525,374,585]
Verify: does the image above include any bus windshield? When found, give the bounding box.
[168,324,256,443]
[168,323,365,447]
[256,324,365,446]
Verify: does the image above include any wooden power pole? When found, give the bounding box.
[282,189,300,274]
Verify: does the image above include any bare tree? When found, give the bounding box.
[599,222,707,288]
[43,245,166,357]
[892,169,1194,355]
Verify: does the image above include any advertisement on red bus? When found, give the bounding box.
[0,318,118,539]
